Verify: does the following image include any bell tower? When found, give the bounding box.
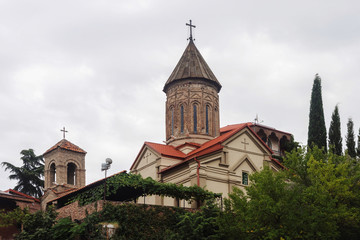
[163,21,222,146]
[43,130,86,190]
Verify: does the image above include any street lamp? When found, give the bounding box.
[101,158,112,202]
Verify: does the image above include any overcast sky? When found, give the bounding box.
[1,0,360,191]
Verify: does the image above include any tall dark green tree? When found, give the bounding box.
[308,74,327,152]
[1,149,44,198]
[357,128,360,158]
[346,118,356,158]
[328,105,342,155]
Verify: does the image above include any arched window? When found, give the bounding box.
[193,104,197,133]
[171,107,174,135]
[180,105,184,133]
[206,105,209,134]
[267,138,272,149]
[67,163,77,185]
[50,163,56,184]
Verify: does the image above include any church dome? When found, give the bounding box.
[163,40,222,93]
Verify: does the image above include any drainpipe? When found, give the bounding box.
[194,157,200,187]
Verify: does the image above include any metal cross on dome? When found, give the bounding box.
[60,127,68,139]
[186,20,196,41]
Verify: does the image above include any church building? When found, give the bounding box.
[130,23,291,208]
[42,22,292,210]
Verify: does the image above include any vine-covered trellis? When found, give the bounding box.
[65,172,221,206]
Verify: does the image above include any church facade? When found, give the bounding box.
[130,38,291,208]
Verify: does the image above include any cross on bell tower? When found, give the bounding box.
[60,127,68,139]
[186,20,196,41]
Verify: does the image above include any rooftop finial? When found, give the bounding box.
[186,20,196,41]
[60,126,68,139]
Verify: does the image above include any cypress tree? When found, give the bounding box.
[328,105,342,155]
[307,74,327,151]
[357,128,360,158]
[346,118,356,158]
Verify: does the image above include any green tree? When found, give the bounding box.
[328,105,342,155]
[284,147,360,239]
[308,74,327,152]
[2,149,44,198]
[218,166,339,239]
[346,118,356,158]
[15,207,58,240]
[170,200,220,240]
[218,147,360,239]
[357,128,360,158]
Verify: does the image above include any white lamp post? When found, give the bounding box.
[101,158,112,202]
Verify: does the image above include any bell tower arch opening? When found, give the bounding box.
[50,162,56,184]
[67,162,77,185]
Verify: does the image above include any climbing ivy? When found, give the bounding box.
[69,173,221,206]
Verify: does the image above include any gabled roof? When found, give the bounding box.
[163,40,222,92]
[44,139,87,155]
[130,142,186,170]
[158,124,253,174]
[186,123,250,159]
[133,122,285,175]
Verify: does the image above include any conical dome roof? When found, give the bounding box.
[163,40,222,92]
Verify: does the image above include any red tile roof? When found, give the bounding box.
[136,122,285,174]
[220,122,252,133]
[186,123,249,159]
[5,189,40,202]
[158,123,279,174]
[44,139,86,155]
[146,142,186,159]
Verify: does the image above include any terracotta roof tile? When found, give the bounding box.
[5,189,40,202]
[146,142,186,159]
[186,123,249,159]
[44,139,86,155]
[141,122,286,174]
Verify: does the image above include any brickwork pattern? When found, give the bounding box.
[165,80,220,146]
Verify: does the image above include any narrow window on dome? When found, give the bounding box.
[193,104,197,133]
[206,105,209,134]
[171,108,174,135]
[180,105,184,133]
